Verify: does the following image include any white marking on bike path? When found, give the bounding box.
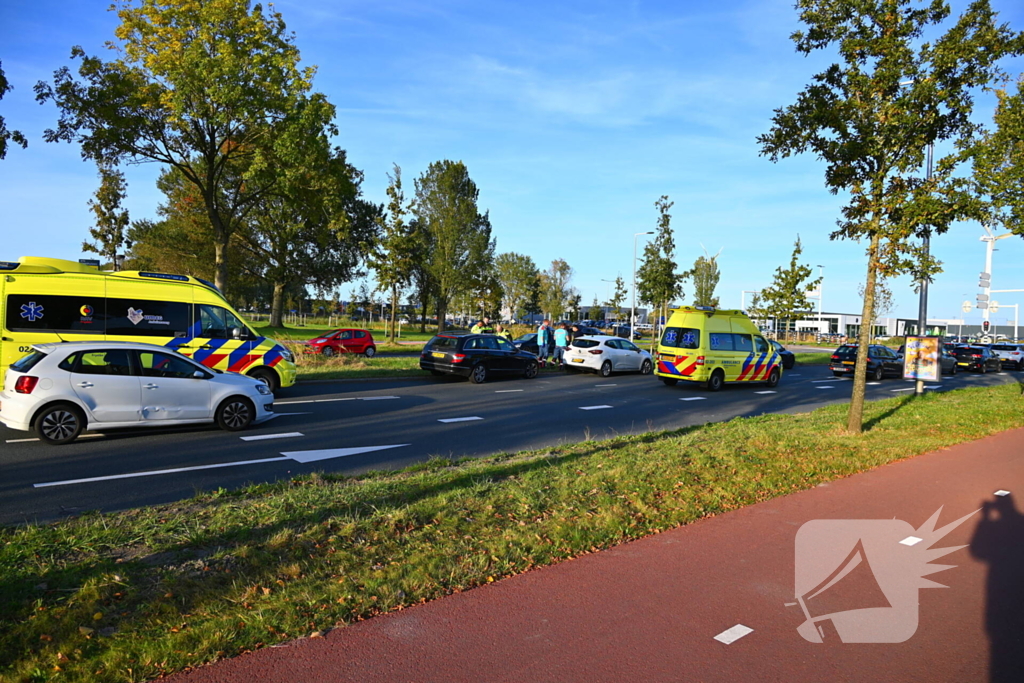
[438,416,484,423]
[579,405,612,410]
[679,397,706,401]
[714,624,753,644]
[240,432,304,442]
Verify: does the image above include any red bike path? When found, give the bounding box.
[168,427,1024,682]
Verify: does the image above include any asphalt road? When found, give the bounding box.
[2,365,1020,526]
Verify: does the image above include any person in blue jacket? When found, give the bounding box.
[553,323,569,367]
[536,319,553,367]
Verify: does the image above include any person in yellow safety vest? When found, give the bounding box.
[495,324,513,342]
[480,317,495,334]
[471,320,485,334]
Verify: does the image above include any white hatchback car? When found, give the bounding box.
[563,335,654,377]
[0,341,274,444]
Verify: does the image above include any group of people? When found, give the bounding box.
[467,317,580,368]
[470,317,513,341]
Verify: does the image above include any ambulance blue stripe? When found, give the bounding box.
[192,338,230,363]
[228,338,265,368]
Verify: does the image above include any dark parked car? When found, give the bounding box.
[829,344,903,380]
[420,333,539,383]
[769,339,796,370]
[951,345,1001,373]
[513,332,540,355]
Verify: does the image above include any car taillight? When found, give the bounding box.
[696,355,705,365]
[972,354,981,359]
[451,353,466,363]
[15,376,39,394]
[1013,352,1021,356]
[588,349,603,355]
[831,355,839,361]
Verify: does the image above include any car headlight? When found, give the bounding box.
[278,347,294,362]
[256,384,273,395]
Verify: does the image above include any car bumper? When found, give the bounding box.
[419,359,472,377]
[254,398,275,424]
[563,354,601,371]
[0,391,33,432]
[276,359,298,388]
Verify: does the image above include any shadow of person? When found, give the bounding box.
[969,493,1024,683]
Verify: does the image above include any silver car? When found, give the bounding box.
[989,343,1024,370]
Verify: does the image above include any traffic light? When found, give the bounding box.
[983,320,990,333]
[979,272,991,288]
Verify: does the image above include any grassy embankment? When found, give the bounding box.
[2,382,1022,682]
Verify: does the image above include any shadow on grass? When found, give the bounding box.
[862,394,918,431]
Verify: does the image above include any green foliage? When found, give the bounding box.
[494,252,539,321]
[538,258,576,319]
[35,0,324,292]
[970,77,1024,235]
[757,0,1019,432]
[858,278,895,319]
[605,275,628,321]
[412,160,494,332]
[757,238,821,334]
[689,250,720,308]
[83,163,131,268]
[368,165,418,342]
[0,60,27,159]
[637,196,685,324]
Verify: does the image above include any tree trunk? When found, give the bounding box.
[846,232,881,434]
[389,285,398,344]
[270,282,286,328]
[419,291,429,333]
[436,298,447,335]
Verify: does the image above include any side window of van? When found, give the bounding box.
[106,299,191,337]
[734,334,754,353]
[709,334,734,351]
[197,305,247,339]
[753,336,769,354]
[5,294,104,333]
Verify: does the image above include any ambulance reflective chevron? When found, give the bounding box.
[0,257,295,392]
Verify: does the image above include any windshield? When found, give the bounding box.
[572,338,600,349]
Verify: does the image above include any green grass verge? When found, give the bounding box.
[794,352,832,365]
[3,383,1022,682]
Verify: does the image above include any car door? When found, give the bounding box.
[617,339,644,370]
[495,336,522,372]
[69,348,142,424]
[136,349,212,421]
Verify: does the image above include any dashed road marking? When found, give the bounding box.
[494,389,523,393]
[754,391,777,395]
[714,624,753,645]
[277,397,357,405]
[579,405,612,410]
[35,456,290,488]
[816,386,835,389]
[867,382,881,385]
[679,397,707,401]
[360,396,400,401]
[891,388,915,392]
[438,416,484,423]
[595,384,617,387]
[240,432,304,442]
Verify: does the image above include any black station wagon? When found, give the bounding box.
[420,333,540,384]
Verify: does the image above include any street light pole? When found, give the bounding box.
[915,144,933,396]
[816,264,825,336]
[632,231,654,342]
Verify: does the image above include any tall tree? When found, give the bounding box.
[858,279,895,323]
[758,0,1019,433]
[35,0,322,293]
[690,248,721,308]
[606,275,628,322]
[0,60,27,159]
[368,165,417,343]
[494,252,539,321]
[590,294,602,320]
[970,77,1024,236]
[412,160,493,333]
[757,238,821,341]
[83,162,131,269]
[637,196,685,332]
[538,259,574,319]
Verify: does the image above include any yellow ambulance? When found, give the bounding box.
[655,306,781,391]
[1,257,296,392]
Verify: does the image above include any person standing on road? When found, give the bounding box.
[495,324,513,342]
[553,323,569,367]
[536,319,553,367]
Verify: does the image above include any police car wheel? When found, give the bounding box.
[600,361,612,378]
[248,368,279,393]
[706,370,724,392]
[470,364,488,384]
[217,397,255,432]
[364,346,376,358]
[35,403,85,445]
[640,359,653,375]
[766,367,781,388]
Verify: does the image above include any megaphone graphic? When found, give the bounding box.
[796,538,892,642]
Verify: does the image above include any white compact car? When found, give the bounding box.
[563,335,654,377]
[0,341,275,444]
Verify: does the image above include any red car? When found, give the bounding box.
[305,329,377,357]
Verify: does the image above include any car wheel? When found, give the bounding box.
[35,403,85,445]
[470,364,488,384]
[871,366,883,381]
[364,346,376,358]
[980,363,987,374]
[216,396,255,432]
[524,361,538,379]
[640,359,653,375]
[766,367,781,388]
[321,346,334,358]
[660,376,678,386]
[706,369,725,392]
[1018,361,1024,371]
[950,363,957,375]
[600,361,612,378]
[248,367,280,394]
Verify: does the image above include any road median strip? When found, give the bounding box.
[3,383,1023,683]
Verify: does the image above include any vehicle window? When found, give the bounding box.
[834,346,857,359]
[5,294,105,334]
[106,298,192,337]
[708,333,733,351]
[620,340,640,352]
[515,334,536,344]
[220,307,248,335]
[354,330,366,339]
[605,339,622,350]
[57,352,78,372]
[75,349,133,376]
[756,337,771,354]
[340,330,353,340]
[11,350,47,372]
[137,350,201,379]
[480,337,500,350]
[734,334,754,353]
[496,337,515,352]
[197,305,230,339]
[573,338,600,349]
[427,336,458,351]
[991,345,1013,351]
[661,327,699,350]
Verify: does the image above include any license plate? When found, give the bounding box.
[571,357,585,363]
[432,352,446,359]
[843,361,855,365]
[659,354,675,361]
[957,362,968,366]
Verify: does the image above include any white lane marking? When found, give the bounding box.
[281,443,409,464]
[494,389,523,393]
[925,385,942,390]
[811,379,836,383]
[867,382,881,386]
[595,384,617,387]
[998,372,1007,376]
[360,396,399,401]
[995,490,1011,496]
[316,397,357,403]
[754,391,777,395]
[679,397,706,401]
[787,373,802,376]
[714,624,753,645]
[34,456,291,488]
[579,405,613,410]
[900,536,923,546]
[816,386,835,389]
[438,416,484,423]
[271,412,313,416]
[7,433,104,444]
[278,397,358,405]
[276,399,315,405]
[891,388,915,392]
[239,432,304,442]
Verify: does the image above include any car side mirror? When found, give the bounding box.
[232,327,244,340]
[193,370,207,379]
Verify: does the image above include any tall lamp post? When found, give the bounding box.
[632,231,654,341]
[816,264,825,337]
[915,143,933,396]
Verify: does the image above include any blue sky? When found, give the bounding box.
[2,0,1023,324]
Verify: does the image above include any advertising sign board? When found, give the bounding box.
[902,336,940,382]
